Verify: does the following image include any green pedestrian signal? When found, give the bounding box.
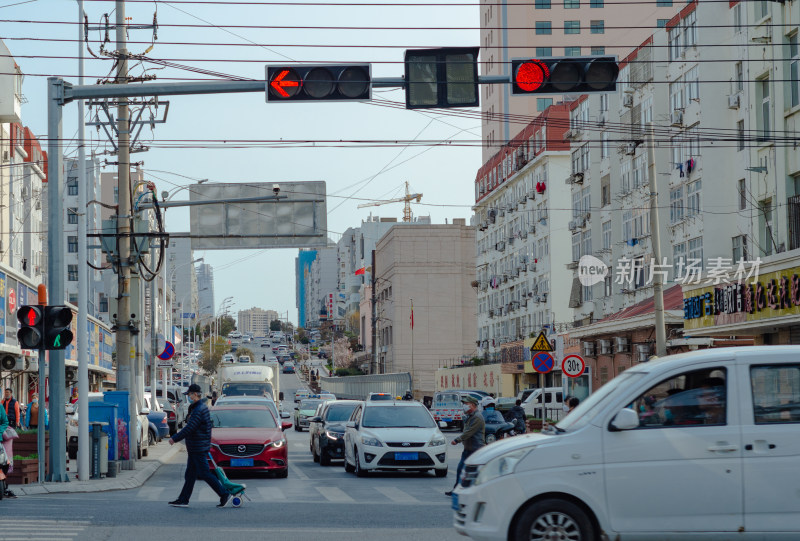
[44,305,74,350]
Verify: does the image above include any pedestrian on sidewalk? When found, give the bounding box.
[24,394,48,429]
[445,395,484,496]
[0,402,16,498]
[168,383,230,508]
[3,389,22,429]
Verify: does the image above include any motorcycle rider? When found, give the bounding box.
[504,399,527,434]
[481,397,516,438]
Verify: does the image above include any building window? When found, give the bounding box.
[755,0,769,20]
[99,295,108,313]
[670,80,684,112]
[758,77,771,141]
[536,47,553,57]
[67,181,78,196]
[670,187,684,224]
[572,233,581,262]
[68,236,78,253]
[738,179,747,210]
[67,207,78,224]
[601,176,610,206]
[564,20,581,34]
[683,11,697,49]
[657,19,669,28]
[602,220,611,249]
[601,131,609,158]
[622,210,633,241]
[537,98,553,111]
[669,27,682,61]
[687,180,701,216]
[604,275,612,296]
[673,242,686,279]
[565,47,581,57]
[564,0,580,7]
[732,235,748,263]
[733,3,742,31]
[591,46,605,55]
[535,21,552,35]
[790,34,799,108]
[737,120,745,151]
[760,199,774,256]
[68,264,78,281]
[535,0,551,7]
[685,65,699,102]
[734,61,743,93]
[590,0,603,6]
[590,20,604,34]
[688,237,703,269]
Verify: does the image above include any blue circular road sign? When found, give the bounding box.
[158,341,175,361]
[532,351,554,374]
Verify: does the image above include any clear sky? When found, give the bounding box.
[3,0,482,325]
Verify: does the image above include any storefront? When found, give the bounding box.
[682,252,800,343]
[435,362,516,397]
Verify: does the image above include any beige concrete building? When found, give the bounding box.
[238,307,279,337]
[374,221,477,399]
[480,0,680,161]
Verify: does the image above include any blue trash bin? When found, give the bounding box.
[102,391,133,460]
[88,402,118,462]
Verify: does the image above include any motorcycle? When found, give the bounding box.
[484,420,516,443]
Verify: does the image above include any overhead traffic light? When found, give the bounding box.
[266,65,371,102]
[511,56,619,95]
[44,305,74,350]
[17,305,44,349]
[404,47,480,110]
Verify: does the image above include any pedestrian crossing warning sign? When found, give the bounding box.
[530,331,553,352]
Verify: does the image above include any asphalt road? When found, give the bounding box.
[2,353,464,541]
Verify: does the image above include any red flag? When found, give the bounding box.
[354,267,366,276]
[410,300,414,330]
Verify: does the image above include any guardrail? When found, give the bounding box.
[317,373,412,400]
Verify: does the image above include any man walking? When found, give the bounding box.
[445,395,485,496]
[3,389,21,429]
[168,384,230,508]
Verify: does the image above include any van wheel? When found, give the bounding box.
[512,499,594,541]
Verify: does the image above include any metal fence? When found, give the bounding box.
[318,373,412,400]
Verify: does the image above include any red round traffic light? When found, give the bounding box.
[515,60,550,92]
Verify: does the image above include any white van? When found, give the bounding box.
[453,346,800,541]
[518,387,564,420]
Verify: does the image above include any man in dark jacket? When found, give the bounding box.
[505,399,527,434]
[168,384,230,508]
[446,395,485,496]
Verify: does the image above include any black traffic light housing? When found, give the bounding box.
[266,65,371,102]
[511,56,619,95]
[44,305,74,350]
[17,305,44,349]
[404,47,480,110]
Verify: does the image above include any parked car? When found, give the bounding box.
[282,361,296,374]
[343,400,448,477]
[238,355,251,363]
[158,398,179,435]
[209,404,292,477]
[309,400,360,466]
[452,346,800,541]
[143,392,170,442]
[294,398,324,431]
[67,393,149,460]
[494,396,518,415]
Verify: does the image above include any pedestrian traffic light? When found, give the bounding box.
[404,47,480,110]
[44,305,74,350]
[511,56,619,95]
[17,305,44,349]
[266,65,371,102]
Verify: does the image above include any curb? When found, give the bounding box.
[16,443,182,496]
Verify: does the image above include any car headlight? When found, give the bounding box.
[360,435,383,447]
[299,414,308,419]
[269,439,286,449]
[325,431,342,440]
[428,434,446,447]
[474,449,529,486]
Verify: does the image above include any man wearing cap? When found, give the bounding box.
[168,383,230,508]
[445,395,485,496]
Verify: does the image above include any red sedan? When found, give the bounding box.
[209,404,292,478]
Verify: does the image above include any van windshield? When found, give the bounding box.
[556,371,644,432]
[222,382,274,399]
[435,393,460,405]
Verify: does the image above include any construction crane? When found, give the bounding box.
[357,181,423,222]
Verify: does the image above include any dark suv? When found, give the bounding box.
[308,400,361,466]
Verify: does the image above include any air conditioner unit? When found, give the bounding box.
[615,336,630,353]
[582,341,596,357]
[625,142,637,155]
[27,358,38,372]
[623,94,634,108]
[572,172,584,184]
[566,261,579,270]
[670,110,684,127]
[728,94,740,109]
[635,343,651,362]
[0,356,21,370]
[598,339,612,355]
[568,220,578,231]
[528,189,536,200]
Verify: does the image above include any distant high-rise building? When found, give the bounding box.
[238,307,280,337]
[295,250,317,328]
[196,263,215,327]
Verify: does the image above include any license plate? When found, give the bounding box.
[451,493,459,511]
[230,458,253,467]
[442,418,452,423]
[394,452,418,461]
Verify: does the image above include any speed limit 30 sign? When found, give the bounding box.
[562,354,586,378]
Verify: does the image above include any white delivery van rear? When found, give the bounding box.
[432,391,464,429]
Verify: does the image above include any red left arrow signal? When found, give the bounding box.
[270,69,301,98]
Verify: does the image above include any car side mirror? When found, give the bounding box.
[345,421,356,429]
[438,421,448,428]
[140,407,150,415]
[310,416,322,423]
[294,407,299,411]
[281,421,292,431]
[280,411,291,419]
[609,408,640,431]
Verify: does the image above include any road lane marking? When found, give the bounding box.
[374,486,419,503]
[289,463,310,480]
[315,486,354,502]
[196,486,218,502]
[256,486,286,500]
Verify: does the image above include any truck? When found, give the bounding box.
[218,364,276,401]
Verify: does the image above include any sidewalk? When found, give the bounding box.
[12,440,182,495]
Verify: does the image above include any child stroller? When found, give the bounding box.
[208,452,249,507]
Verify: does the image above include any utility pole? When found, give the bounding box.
[76,0,90,482]
[648,123,667,357]
[114,0,137,467]
[371,250,377,373]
